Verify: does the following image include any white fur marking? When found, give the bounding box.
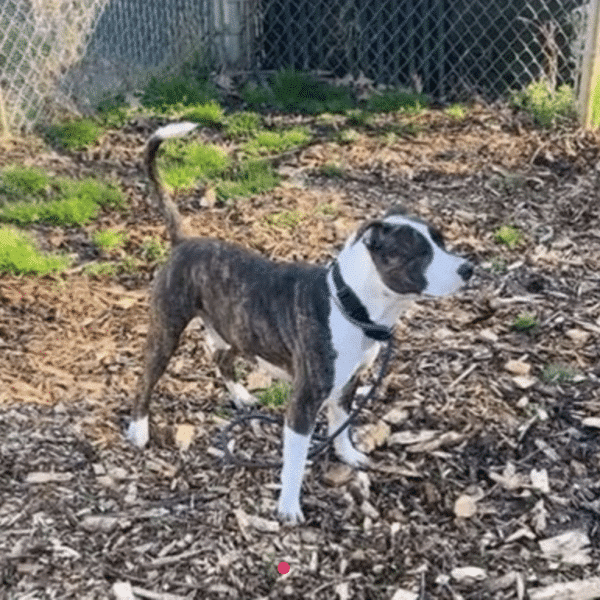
[278,425,311,524]
[127,415,149,448]
[328,402,369,467]
[153,122,198,140]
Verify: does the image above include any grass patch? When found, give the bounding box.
[365,90,429,113]
[160,141,230,191]
[242,69,355,114]
[0,227,70,275]
[92,228,127,252]
[512,312,538,332]
[256,381,292,408]
[181,101,225,127]
[265,210,303,229]
[511,81,576,128]
[225,112,263,139]
[46,118,105,150]
[83,261,120,277]
[494,225,522,249]
[541,364,583,384]
[243,127,311,155]
[216,160,280,201]
[0,166,51,199]
[445,104,467,120]
[140,236,168,263]
[140,74,219,111]
[0,171,125,227]
[318,163,345,178]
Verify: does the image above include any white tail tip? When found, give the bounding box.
[152,121,198,140]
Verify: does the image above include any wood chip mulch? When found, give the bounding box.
[1,107,600,599]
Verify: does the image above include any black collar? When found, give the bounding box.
[330,261,393,341]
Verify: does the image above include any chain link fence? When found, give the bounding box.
[0,0,592,133]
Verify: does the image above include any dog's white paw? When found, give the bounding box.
[127,416,149,448]
[277,498,305,526]
[335,439,370,469]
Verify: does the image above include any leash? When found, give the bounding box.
[218,337,393,469]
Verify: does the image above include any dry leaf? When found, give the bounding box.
[505,360,531,376]
[175,424,195,451]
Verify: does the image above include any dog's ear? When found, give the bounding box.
[359,221,392,252]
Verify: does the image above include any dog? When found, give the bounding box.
[128,122,474,524]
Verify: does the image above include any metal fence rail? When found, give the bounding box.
[0,0,592,133]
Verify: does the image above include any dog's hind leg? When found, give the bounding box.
[128,296,192,447]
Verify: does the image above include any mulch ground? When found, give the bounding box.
[1,107,600,600]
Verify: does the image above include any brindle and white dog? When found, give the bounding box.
[128,122,473,524]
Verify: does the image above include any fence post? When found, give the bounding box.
[579,0,600,128]
[0,88,9,138]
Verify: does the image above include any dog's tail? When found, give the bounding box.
[145,122,198,245]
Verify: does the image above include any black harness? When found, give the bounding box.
[330,261,393,341]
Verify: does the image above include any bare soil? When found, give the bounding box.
[1,107,600,600]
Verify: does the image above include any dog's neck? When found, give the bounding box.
[333,236,416,327]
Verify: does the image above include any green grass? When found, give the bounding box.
[160,141,230,190]
[225,112,263,139]
[265,210,303,229]
[593,77,600,128]
[242,69,355,114]
[140,75,219,111]
[445,104,467,120]
[140,236,168,262]
[318,163,345,178]
[0,170,125,227]
[511,81,576,128]
[216,160,280,201]
[365,90,429,113]
[0,166,51,199]
[181,101,225,127]
[46,119,105,150]
[83,261,120,277]
[256,381,292,408]
[0,227,71,275]
[541,364,583,384]
[494,225,522,249]
[243,127,312,155]
[512,312,538,332]
[92,228,127,252]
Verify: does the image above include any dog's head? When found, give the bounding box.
[355,206,473,297]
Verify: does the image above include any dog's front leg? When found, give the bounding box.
[277,371,324,525]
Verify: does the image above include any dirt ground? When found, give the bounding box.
[1,107,600,600]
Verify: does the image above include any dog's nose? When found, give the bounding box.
[457,262,474,281]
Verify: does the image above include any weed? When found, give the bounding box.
[494,225,522,249]
[160,142,230,190]
[315,202,340,217]
[512,312,538,332]
[445,104,467,120]
[337,128,360,144]
[366,90,429,113]
[346,109,372,127]
[92,228,127,252]
[97,93,130,128]
[46,118,104,150]
[541,364,583,384]
[257,381,292,408]
[318,163,345,178]
[225,112,262,139]
[140,236,168,262]
[216,159,280,200]
[242,69,355,114]
[0,227,70,275]
[181,101,225,127]
[83,261,119,277]
[140,75,219,111]
[243,127,311,155]
[0,176,125,227]
[511,81,576,127]
[265,210,303,229]
[0,166,50,199]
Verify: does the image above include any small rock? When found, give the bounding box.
[323,464,354,487]
[451,566,487,583]
[566,328,590,346]
[505,360,531,376]
[454,494,478,518]
[382,407,409,425]
[175,424,195,451]
[512,375,536,389]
